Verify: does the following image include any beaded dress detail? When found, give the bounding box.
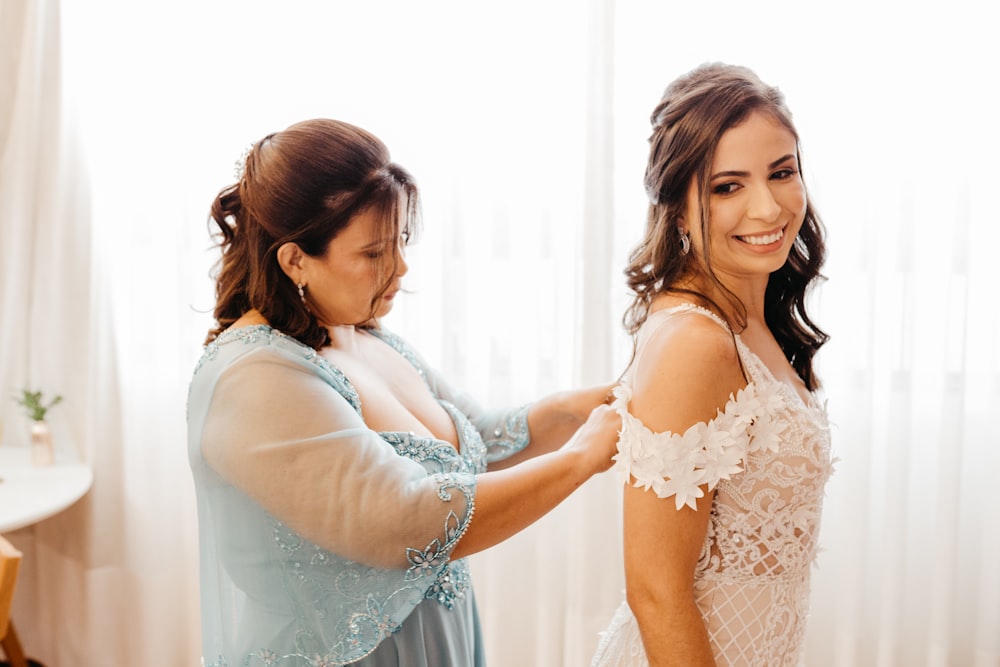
[591,305,833,667]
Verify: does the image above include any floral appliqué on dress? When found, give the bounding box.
[610,380,787,512]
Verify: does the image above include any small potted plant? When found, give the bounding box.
[14,389,62,466]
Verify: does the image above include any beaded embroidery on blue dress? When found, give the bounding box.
[188,325,529,666]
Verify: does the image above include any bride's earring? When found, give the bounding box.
[678,229,691,255]
[297,282,306,304]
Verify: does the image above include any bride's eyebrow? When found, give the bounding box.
[769,153,797,169]
[711,154,797,179]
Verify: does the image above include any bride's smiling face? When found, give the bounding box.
[685,110,806,286]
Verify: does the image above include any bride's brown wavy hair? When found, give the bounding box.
[625,63,828,390]
[205,118,419,350]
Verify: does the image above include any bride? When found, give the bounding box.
[591,63,834,667]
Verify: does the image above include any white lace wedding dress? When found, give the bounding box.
[591,305,834,667]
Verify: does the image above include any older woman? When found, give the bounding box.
[188,118,619,667]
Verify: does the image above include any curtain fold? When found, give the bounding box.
[2,0,202,664]
[2,1,997,666]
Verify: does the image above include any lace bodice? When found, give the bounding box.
[593,305,833,667]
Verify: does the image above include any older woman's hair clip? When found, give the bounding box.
[233,144,254,181]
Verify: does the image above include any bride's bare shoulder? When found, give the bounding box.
[629,308,744,433]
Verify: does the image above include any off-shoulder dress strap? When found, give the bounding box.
[649,303,731,331]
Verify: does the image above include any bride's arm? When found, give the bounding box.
[621,317,745,667]
[625,482,715,666]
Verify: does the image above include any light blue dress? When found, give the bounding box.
[187,325,529,666]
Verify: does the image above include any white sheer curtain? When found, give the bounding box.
[1,0,202,663]
[2,0,997,665]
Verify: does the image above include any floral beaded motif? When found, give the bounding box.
[426,559,471,608]
[252,516,463,666]
[482,405,530,462]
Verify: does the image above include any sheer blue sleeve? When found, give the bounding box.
[188,327,477,665]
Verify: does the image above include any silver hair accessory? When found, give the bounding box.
[679,229,691,255]
[297,282,306,304]
[233,144,254,180]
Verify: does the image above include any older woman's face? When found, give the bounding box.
[300,207,408,327]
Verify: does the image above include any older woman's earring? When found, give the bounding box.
[297,282,306,303]
[679,229,691,255]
